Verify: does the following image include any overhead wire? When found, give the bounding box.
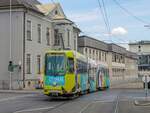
[112,0,150,25]
[101,0,111,34]
[97,0,111,35]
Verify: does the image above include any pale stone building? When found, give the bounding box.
[129,41,150,76]
[78,36,138,84]
[36,3,80,50]
[0,0,80,89]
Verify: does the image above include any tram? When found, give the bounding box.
[43,50,110,97]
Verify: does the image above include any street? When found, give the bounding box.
[0,89,150,113]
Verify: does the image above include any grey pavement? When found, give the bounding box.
[0,89,150,113]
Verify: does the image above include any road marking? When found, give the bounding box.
[93,100,114,103]
[114,96,119,113]
[79,102,93,113]
[13,106,54,113]
[0,94,34,102]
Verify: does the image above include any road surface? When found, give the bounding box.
[0,89,150,113]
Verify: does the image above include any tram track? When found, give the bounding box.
[79,93,121,113]
[114,96,119,113]
[43,97,76,113]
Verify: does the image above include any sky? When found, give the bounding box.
[39,0,150,49]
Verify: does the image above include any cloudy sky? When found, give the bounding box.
[39,0,150,48]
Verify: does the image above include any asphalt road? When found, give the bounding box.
[0,89,150,113]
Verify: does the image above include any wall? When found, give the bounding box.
[25,11,53,89]
[0,10,24,89]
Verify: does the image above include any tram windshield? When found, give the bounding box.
[46,54,66,75]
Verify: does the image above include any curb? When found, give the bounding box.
[134,100,150,106]
[0,90,43,94]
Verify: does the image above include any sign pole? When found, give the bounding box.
[145,75,148,98]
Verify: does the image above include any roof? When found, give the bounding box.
[78,35,108,51]
[78,35,137,59]
[129,40,150,45]
[108,43,126,54]
[0,0,42,14]
[36,2,72,23]
[36,3,57,15]
[36,3,66,18]
[125,50,138,59]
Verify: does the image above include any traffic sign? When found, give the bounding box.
[142,76,150,83]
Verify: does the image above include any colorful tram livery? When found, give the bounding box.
[44,50,110,97]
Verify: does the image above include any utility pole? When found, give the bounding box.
[9,0,12,90]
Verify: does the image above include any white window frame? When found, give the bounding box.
[37,24,42,43]
[26,53,32,74]
[37,55,41,74]
[26,20,32,41]
[46,27,51,46]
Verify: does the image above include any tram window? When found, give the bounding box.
[77,60,87,73]
[68,58,74,73]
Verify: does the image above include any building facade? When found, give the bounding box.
[129,41,150,76]
[78,36,108,66]
[0,0,80,89]
[78,36,138,84]
[36,3,80,50]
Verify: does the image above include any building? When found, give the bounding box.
[36,3,80,50]
[125,51,138,80]
[78,36,108,66]
[0,0,80,89]
[129,41,150,76]
[78,36,138,84]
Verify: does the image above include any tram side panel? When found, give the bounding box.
[89,68,97,92]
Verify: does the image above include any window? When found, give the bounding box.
[85,48,87,54]
[93,50,95,60]
[112,53,115,62]
[89,49,91,58]
[105,52,107,61]
[27,20,32,41]
[37,24,41,43]
[74,39,76,50]
[99,51,101,61]
[26,54,31,74]
[54,29,60,46]
[46,54,65,75]
[37,55,41,74]
[67,29,70,47]
[96,50,98,60]
[68,58,74,73]
[89,49,91,54]
[46,27,50,45]
[55,10,58,15]
[77,60,87,73]
[138,45,141,52]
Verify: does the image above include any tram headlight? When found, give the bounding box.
[53,82,57,86]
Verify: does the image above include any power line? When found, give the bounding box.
[113,0,150,25]
[97,0,111,35]
[97,0,128,44]
[101,0,111,33]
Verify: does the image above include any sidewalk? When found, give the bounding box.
[0,89,43,94]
